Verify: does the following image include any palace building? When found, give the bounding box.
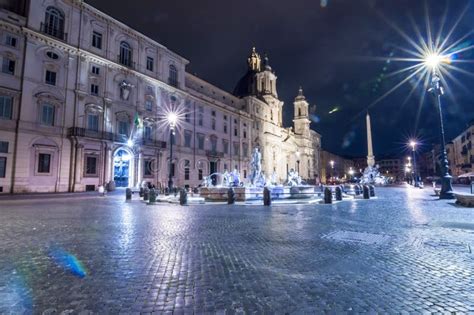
[0,0,321,193]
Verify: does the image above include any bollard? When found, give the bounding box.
[227,187,235,205]
[148,188,156,204]
[369,185,375,197]
[125,188,132,201]
[354,185,361,196]
[324,187,332,204]
[263,187,271,206]
[363,185,370,199]
[335,186,343,201]
[179,189,188,206]
[139,187,144,198]
[98,185,105,197]
[143,188,150,201]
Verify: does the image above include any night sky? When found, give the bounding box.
[87,0,474,157]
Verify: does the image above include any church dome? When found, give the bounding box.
[233,70,256,97]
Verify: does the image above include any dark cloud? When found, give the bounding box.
[86,0,474,156]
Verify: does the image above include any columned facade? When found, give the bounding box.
[0,0,321,193]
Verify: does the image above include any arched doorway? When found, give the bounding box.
[113,148,133,187]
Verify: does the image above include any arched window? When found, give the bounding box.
[119,41,132,67]
[43,7,65,40]
[168,65,178,87]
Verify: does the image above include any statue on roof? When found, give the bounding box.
[247,47,261,72]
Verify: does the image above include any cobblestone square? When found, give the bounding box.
[1,187,474,313]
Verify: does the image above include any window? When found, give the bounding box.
[185,104,191,123]
[92,31,102,49]
[222,140,229,154]
[224,115,227,121]
[85,155,97,176]
[223,123,227,134]
[41,104,54,126]
[46,51,59,60]
[90,84,99,96]
[119,41,132,67]
[184,130,192,148]
[144,159,153,176]
[144,126,152,140]
[168,64,178,87]
[234,128,238,137]
[118,121,129,136]
[5,35,17,47]
[0,96,12,119]
[210,137,217,152]
[211,118,216,130]
[37,153,51,173]
[198,169,203,180]
[91,66,100,75]
[146,56,154,71]
[0,157,5,177]
[233,142,240,156]
[87,114,99,132]
[0,141,8,153]
[2,58,15,75]
[197,134,205,150]
[211,110,216,116]
[45,70,56,85]
[243,129,247,139]
[184,160,190,180]
[243,143,248,157]
[243,170,247,179]
[43,7,65,40]
[145,100,153,111]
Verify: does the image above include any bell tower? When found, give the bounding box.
[293,87,311,137]
[256,54,278,98]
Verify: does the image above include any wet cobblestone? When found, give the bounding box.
[0,187,474,313]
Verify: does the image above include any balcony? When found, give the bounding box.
[117,55,136,69]
[68,127,166,148]
[206,150,224,158]
[40,23,68,41]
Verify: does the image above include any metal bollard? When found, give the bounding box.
[335,186,343,201]
[354,185,361,195]
[143,188,149,201]
[139,187,144,198]
[363,185,370,199]
[263,187,271,206]
[125,188,132,201]
[179,189,188,206]
[148,188,156,204]
[369,185,375,197]
[324,187,332,204]
[227,187,235,205]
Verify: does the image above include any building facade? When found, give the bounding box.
[0,0,321,193]
[320,150,354,183]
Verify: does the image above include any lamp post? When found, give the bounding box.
[427,65,454,199]
[348,167,354,182]
[330,160,335,183]
[409,140,419,187]
[167,112,178,192]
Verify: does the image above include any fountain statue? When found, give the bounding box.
[250,148,266,187]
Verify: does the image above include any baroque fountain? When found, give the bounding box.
[199,148,317,201]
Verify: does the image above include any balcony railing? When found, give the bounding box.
[40,22,68,41]
[68,127,166,149]
[206,150,224,158]
[117,55,135,69]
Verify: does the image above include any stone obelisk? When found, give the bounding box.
[366,111,375,168]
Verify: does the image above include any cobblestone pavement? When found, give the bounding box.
[0,186,474,314]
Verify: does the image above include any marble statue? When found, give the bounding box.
[247,47,261,72]
[231,168,240,187]
[250,148,263,186]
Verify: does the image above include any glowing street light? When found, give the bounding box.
[127,139,133,147]
[426,59,454,199]
[167,112,178,192]
[409,140,420,187]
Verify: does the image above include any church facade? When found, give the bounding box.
[0,0,321,193]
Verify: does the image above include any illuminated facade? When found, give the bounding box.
[0,0,321,193]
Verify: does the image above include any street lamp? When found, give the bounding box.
[409,140,419,187]
[330,160,335,182]
[426,54,454,199]
[167,112,178,192]
[348,167,354,182]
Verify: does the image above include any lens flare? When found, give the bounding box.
[49,248,87,278]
